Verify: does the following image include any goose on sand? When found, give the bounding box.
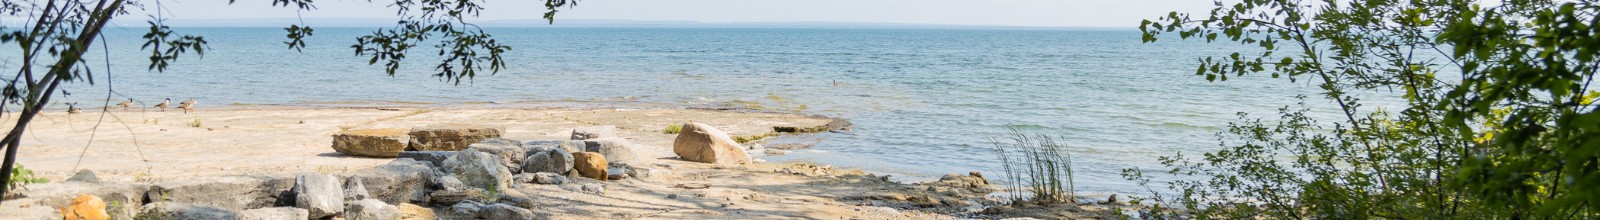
[178,99,196,114]
[154,98,170,111]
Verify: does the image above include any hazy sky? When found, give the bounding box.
[146,0,1219,28]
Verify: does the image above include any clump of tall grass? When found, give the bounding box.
[990,128,1075,205]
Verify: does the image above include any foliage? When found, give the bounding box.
[990,128,1075,205]
[1127,0,1600,219]
[6,164,47,191]
[187,118,201,128]
[663,124,682,134]
[0,0,580,199]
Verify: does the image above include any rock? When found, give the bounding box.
[238,207,309,220]
[583,138,641,164]
[764,149,789,156]
[11,182,147,219]
[441,148,514,191]
[139,202,238,220]
[437,175,468,191]
[146,176,293,211]
[934,173,991,190]
[521,147,574,174]
[397,203,435,220]
[408,124,504,151]
[292,173,345,219]
[429,189,484,206]
[532,172,566,184]
[497,190,537,209]
[512,173,537,183]
[606,167,629,180]
[396,151,456,168]
[570,125,616,140]
[480,203,536,220]
[672,123,753,165]
[344,178,371,202]
[447,201,485,218]
[524,140,585,155]
[333,129,411,157]
[626,166,672,182]
[579,183,605,194]
[349,161,435,204]
[66,170,101,183]
[345,199,401,220]
[467,138,528,173]
[60,194,108,220]
[571,152,609,181]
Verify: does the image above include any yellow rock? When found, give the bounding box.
[60,194,109,220]
[572,152,608,181]
[398,203,436,220]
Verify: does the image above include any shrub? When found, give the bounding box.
[662,124,682,134]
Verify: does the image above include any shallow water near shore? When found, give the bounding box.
[34,27,1404,196]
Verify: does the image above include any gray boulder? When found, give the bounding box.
[521,147,574,174]
[345,199,401,220]
[467,138,528,173]
[66,169,100,183]
[344,178,371,202]
[441,148,513,191]
[480,203,536,220]
[447,200,485,218]
[570,125,616,140]
[291,173,344,219]
[349,160,435,204]
[437,175,468,191]
[139,202,238,220]
[396,151,455,168]
[583,138,641,164]
[146,176,293,211]
[238,207,309,220]
[524,140,584,155]
[514,172,566,185]
[428,189,484,206]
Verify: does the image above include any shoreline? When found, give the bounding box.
[1,106,1128,219]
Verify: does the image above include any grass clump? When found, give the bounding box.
[663,124,682,134]
[990,128,1075,205]
[187,118,202,128]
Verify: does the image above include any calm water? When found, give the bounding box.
[34,27,1400,195]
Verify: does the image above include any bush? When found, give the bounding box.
[990,128,1075,205]
[1127,0,1600,219]
[662,124,682,134]
[7,164,48,190]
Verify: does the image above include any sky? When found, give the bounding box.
[141,0,1220,28]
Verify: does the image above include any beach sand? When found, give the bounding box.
[0,107,1119,219]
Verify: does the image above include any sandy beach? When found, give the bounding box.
[0,106,1121,219]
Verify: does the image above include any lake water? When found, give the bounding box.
[37,27,1399,196]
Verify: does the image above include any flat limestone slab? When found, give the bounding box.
[332,128,410,157]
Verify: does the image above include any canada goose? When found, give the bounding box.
[178,99,196,114]
[833,80,843,86]
[67,103,81,114]
[116,98,133,110]
[154,98,170,111]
